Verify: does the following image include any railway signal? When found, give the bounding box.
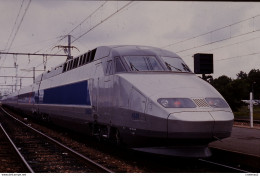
[194,53,213,81]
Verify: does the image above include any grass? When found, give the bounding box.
[234,105,260,120]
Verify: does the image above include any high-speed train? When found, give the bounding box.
[2,45,234,157]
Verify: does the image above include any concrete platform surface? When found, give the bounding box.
[209,126,260,157]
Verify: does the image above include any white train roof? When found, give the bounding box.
[35,45,181,82]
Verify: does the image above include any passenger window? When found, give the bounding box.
[67,61,71,70]
[106,60,113,75]
[82,55,85,65]
[72,60,75,69]
[63,63,67,72]
[86,52,90,63]
[83,53,88,64]
[79,56,83,66]
[69,60,73,70]
[115,57,126,73]
[89,49,96,62]
[75,57,79,67]
[73,58,78,68]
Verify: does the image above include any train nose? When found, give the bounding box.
[167,111,214,139]
[167,111,233,140]
[209,111,234,138]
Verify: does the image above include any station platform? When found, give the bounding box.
[209,126,260,157]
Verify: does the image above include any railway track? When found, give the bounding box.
[123,150,255,173]
[198,159,250,173]
[0,107,112,173]
[1,107,258,173]
[0,123,32,172]
[208,147,260,173]
[234,119,260,124]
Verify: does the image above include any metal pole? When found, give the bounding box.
[33,67,35,83]
[15,64,18,92]
[250,92,253,128]
[68,35,71,59]
[202,74,206,80]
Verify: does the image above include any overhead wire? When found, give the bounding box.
[56,1,108,47]
[0,0,32,67]
[164,13,260,66]
[180,42,260,63]
[1,0,25,88]
[162,14,260,49]
[6,36,61,53]
[1,0,32,88]
[22,1,135,77]
[72,1,134,43]
[20,1,112,78]
[216,52,260,62]
[67,1,108,36]
[5,0,32,53]
[2,2,260,90]
[176,28,260,54]
[3,0,25,53]
[11,1,137,87]
[180,31,260,58]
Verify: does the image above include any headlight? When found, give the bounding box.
[205,98,229,108]
[157,98,196,108]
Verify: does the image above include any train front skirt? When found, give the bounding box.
[132,145,212,158]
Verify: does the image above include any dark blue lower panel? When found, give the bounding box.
[41,80,91,105]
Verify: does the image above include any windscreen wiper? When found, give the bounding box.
[165,62,182,71]
[181,63,191,72]
[130,63,139,71]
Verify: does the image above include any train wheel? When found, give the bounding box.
[91,123,98,136]
[115,129,121,145]
[110,128,121,145]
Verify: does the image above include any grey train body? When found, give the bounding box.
[2,45,234,157]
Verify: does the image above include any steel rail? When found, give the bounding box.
[0,123,34,173]
[198,159,250,173]
[1,107,113,173]
[234,119,260,124]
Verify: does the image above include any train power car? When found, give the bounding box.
[2,45,234,157]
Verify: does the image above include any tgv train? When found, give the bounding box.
[2,45,234,157]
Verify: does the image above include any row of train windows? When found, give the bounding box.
[62,49,97,72]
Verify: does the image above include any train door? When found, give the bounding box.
[88,78,95,109]
[32,84,38,114]
[102,60,114,124]
[91,62,103,116]
[129,88,147,121]
[33,74,43,115]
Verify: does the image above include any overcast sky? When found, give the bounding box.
[1,1,260,93]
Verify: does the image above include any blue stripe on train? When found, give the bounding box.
[41,81,91,105]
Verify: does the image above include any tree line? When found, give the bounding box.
[208,69,260,111]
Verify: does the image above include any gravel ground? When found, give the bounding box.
[2,107,257,173]
[2,108,147,172]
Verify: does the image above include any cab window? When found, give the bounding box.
[105,60,113,75]
[162,56,191,72]
[124,56,163,71]
[115,57,126,73]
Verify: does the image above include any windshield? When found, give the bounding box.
[162,56,191,72]
[124,56,163,71]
